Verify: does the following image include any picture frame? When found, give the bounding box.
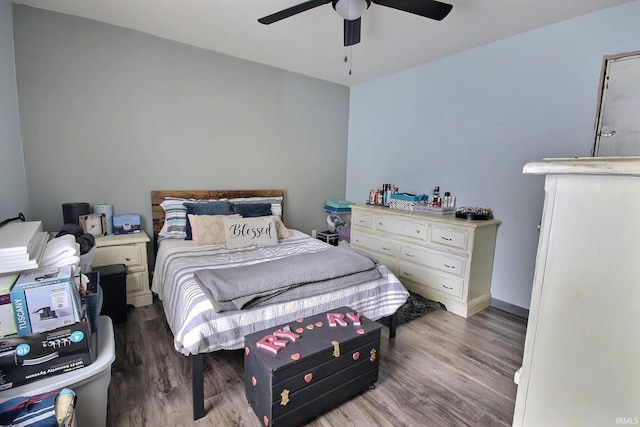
[79,213,107,237]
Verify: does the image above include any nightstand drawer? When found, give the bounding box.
[94,245,142,268]
[126,270,146,294]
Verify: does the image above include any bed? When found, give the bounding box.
[150,190,409,420]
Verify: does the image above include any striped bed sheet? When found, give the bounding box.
[152,230,409,356]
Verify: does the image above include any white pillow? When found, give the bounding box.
[223,216,278,249]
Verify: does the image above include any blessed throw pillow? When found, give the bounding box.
[223,216,278,249]
[184,201,233,240]
[189,214,240,246]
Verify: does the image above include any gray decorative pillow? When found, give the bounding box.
[230,202,272,218]
[184,201,233,240]
[223,216,278,249]
[229,196,283,216]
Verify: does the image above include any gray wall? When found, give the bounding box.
[12,5,349,242]
[346,1,640,310]
[0,0,29,221]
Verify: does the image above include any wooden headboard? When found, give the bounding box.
[151,189,285,237]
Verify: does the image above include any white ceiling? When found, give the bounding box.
[12,0,635,86]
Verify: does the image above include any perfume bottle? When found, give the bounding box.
[432,186,440,207]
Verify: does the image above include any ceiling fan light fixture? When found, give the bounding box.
[333,0,370,21]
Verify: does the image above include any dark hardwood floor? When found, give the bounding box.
[106,298,526,426]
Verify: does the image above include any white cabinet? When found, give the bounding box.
[514,157,640,426]
[92,231,152,307]
[350,205,500,317]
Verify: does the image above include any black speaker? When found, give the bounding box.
[62,202,91,225]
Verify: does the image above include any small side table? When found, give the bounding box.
[92,231,152,307]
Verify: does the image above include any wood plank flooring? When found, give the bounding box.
[106,298,526,426]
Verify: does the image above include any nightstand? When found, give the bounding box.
[92,231,152,307]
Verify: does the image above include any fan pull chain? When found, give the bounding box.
[344,47,353,75]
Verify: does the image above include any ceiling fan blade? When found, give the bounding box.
[372,0,452,21]
[258,0,332,24]
[344,18,361,46]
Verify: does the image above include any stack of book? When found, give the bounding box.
[0,221,48,274]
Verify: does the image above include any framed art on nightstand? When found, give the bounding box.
[80,213,107,237]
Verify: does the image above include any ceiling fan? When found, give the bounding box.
[258,0,453,47]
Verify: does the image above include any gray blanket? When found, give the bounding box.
[194,246,381,312]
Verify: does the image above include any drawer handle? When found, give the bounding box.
[125,257,131,262]
[441,236,452,241]
[359,219,367,223]
[442,284,454,290]
[444,264,455,269]
[403,271,413,277]
[382,246,392,252]
[415,230,421,234]
[355,239,363,243]
[404,253,415,258]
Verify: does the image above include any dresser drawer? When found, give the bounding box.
[397,262,463,299]
[94,245,143,268]
[375,215,427,241]
[352,211,374,229]
[430,227,468,250]
[400,244,466,277]
[351,231,397,257]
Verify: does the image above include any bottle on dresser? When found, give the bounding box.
[432,186,441,207]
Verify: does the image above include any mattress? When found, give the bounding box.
[152,230,409,356]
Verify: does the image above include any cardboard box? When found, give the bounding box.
[0,274,19,336]
[0,319,95,390]
[113,214,141,235]
[10,266,81,336]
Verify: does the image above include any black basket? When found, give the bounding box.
[83,271,103,332]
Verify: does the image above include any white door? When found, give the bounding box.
[592,52,640,156]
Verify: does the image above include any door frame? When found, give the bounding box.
[591,50,640,156]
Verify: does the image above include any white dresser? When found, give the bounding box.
[350,205,500,317]
[514,157,640,426]
[92,231,152,307]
